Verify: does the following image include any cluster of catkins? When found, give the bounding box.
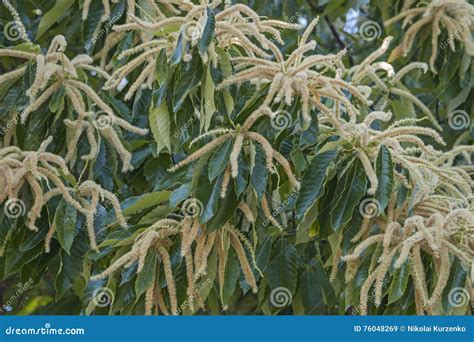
[385,0,474,73]
[0,138,127,253]
[90,217,260,315]
[0,0,472,315]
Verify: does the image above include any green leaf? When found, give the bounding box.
[49,86,65,113]
[54,199,78,254]
[299,267,324,313]
[295,150,337,219]
[135,249,157,298]
[330,159,367,231]
[198,7,216,56]
[121,191,171,216]
[172,59,204,112]
[170,32,184,65]
[375,145,394,213]
[202,63,217,131]
[388,260,410,304]
[37,0,75,38]
[208,139,232,181]
[149,103,171,154]
[266,238,297,294]
[133,88,152,119]
[250,143,268,200]
[221,249,239,307]
[22,60,36,92]
[54,230,88,300]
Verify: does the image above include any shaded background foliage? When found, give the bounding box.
[0,0,472,315]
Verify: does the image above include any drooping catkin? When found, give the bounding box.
[220,166,231,198]
[157,246,178,315]
[145,276,156,316]
[230,133,244,178]
[428,249,451,308]
[360,270,377,315]
[184,250,195,312]
[343,234,384,261]
[229,229,258,293]
[357,150,378,195]
[156,284,170,316]
[168,133,233,173]
[409,245,429,307]
[237,202,254,224]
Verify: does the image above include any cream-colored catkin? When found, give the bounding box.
[145,276,155,316]
[357,150,378,195]
[217,231,227,307]
[237,202,254,223]
[195,231,216,278]
[351,217,371,243]
[273,150,301,190]
[157,246,178,315]
[414,289,425,315]
[101,127,133,172]
[394,231,424,268]
[90,251,136,281]
[374,248,397,306]
[168,133,233,173]
[330,244,342,283]
[428,249,451,308]
[409,245,429,307]
[343,234,384,261]
[360,270,378,315]
[229,229,258,293]
[156,284,170,316]
[261,195,283,230]
[184,250,195,312]
[230,133,244,178]
[220,166,231,198]
[193,227,206,276]
[246,132,274,172]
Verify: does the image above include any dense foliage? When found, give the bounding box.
[0,0,473,316]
